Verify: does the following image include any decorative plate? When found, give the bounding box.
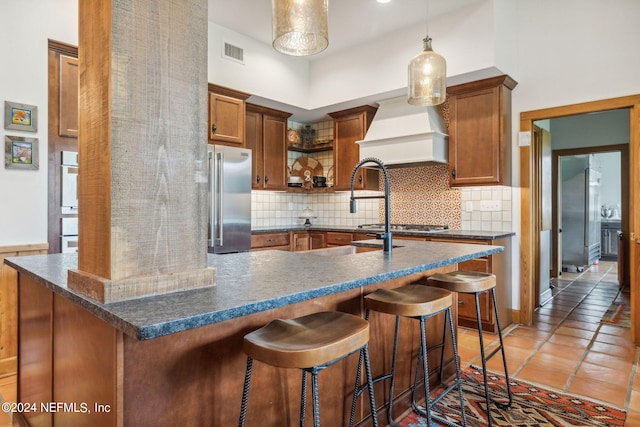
[287,128,299,145]
[327,166,334,186]
[291,156,323,183]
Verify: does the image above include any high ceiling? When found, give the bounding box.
[208,0,480,59]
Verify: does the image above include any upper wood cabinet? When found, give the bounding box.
[447,75,517,187]
[208,84,250,147]
[59,55,79,138]
[329,105,379,191]
[246,103,291,191]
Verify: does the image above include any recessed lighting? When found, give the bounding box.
[377,0,392,3]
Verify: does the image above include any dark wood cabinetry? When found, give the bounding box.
[59,55,78,138]
[251,232,291,251]
[246,104,291,190]
[329,106,378,191]
[447,75,517,186]
[208,84,250,147]
[429,236,511,333]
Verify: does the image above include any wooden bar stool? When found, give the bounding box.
[357,285,466,427]
[238,311,379,427]
[427,271,513,427]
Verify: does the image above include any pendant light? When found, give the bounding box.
[272,0,329,56]
[407,1,446,106]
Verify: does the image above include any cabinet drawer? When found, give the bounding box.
[251,232,290,249]
[326,232,353,246]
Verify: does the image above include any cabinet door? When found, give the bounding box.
[326,232,353,246]
[292,232,310,251]
[245,110,263,190]
[449,86,500,185]
[448,75,515,187]
[309,232,326,249]
[209,92,245,146]
[330,107,378,191]
[262,114,288,190]
[59,55,78,138]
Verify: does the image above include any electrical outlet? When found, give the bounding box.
[465,201,473,212]
[480,200,502,212]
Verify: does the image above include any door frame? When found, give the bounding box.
[519,95,640,344]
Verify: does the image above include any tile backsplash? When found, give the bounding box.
[252,164,512,231]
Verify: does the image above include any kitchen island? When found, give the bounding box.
[8,240,503,427]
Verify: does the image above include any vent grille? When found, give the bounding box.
[223,42,244,64]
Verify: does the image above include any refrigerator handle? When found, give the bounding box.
[216,152,224,247]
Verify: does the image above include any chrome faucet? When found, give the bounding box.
[349,157,392,252]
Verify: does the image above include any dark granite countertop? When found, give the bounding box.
[6,240,503,341]
[252,225,515,240]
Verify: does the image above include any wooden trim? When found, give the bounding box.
[48,39,78,58]
[245,102,292,119]
[520,95,639,344]
[0,243,49,254]
[327,104,378,119]
[208,83,251,101]
[447,74,518,95]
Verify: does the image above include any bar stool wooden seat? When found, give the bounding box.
[427,271,513,427]
[238,311,379,427]
[357,285,466,427]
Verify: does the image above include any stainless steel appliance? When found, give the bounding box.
[561,154,601,269]
[61,217,78,253]
[208,144,252,253]
[61,151,78,215]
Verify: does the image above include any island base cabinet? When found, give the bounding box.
[17,266,457,426]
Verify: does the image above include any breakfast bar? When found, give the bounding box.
[8,239,503,427]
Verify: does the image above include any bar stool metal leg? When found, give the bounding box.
[238,357,253,427]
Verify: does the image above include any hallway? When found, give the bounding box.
[456,260,640,425]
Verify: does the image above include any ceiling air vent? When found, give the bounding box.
[223,41,244,64]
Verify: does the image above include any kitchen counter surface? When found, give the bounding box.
[252,225,515,240]
[7,239,503,341]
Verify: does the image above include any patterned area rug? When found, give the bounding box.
[601,301,631,328]
[399,366,626,426]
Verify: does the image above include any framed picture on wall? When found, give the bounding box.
[4,101,38,132]
[4,135,39,170]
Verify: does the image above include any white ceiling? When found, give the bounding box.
[207,0,482,121]
[208,0,480,59]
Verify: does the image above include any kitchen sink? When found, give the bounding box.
[300,244,400,256]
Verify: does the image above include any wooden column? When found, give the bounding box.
[68,0,215,303]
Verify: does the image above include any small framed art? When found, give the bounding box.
[4,101,38,132]
[5,135,39,170]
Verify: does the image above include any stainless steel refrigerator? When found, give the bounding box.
[561,154,601,269]
[208,144,252,253]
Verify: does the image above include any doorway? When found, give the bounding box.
[519,95,640,344]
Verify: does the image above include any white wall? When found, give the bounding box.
[0,0,78,246]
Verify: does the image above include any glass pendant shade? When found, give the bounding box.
[272,0,328,56]
[408,36,447,106]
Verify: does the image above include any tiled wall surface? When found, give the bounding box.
[253,120,513,232]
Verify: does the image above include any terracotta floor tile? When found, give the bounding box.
[507,326,551,341]
[624,409,640,426]
[595,331,635,348]
[568,376,627,407]
[526,351,581,373]
[628,390,640,411]
[633,372,640,390]
[583,352,633,375]
[554,326,596,341]
[547,333,591,349]
[537,341,586,360]
[591,341,637,360]
[516,364,571,390]
[565,313,604,323]
[575,361,631,384]
[561,319,601,332]
[599,324,633,338]
[502,335,544,351]
[529,321,556,332]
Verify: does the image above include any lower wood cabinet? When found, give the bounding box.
[326,232,353,246]
[429,237,511,333]
[251,232,290,251]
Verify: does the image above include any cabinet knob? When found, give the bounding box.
[452,169,457,179]
[211,123,217,134]
[264,176,269,184]
[358,175,363,184]
[256,175,260,183]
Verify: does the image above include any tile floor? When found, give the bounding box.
[456,260,640,426]
[0,261,636,426]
